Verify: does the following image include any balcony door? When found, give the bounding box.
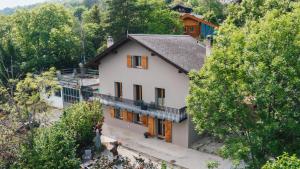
[114,82,122,98]
[157,119,165,138]
[155,88,165,106]
[133,85,142,101]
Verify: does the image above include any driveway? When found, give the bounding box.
[102,123,233,169]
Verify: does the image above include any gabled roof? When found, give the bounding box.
[181,13,219,28]
[87,34,206,74]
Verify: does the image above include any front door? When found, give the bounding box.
[157,119,165,138]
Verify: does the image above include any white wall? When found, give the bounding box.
[43,90,64,109]
[98,41,190,109]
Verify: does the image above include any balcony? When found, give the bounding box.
[82,91,187,123]
[57,68,99,88]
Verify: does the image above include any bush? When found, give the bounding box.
[262,153,300,169]
[14,101,103,169]
[61,101,103,146]
[15,123,80,169]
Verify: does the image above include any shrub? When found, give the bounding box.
[262,153,300,169]
[61,101,103,146]
[15,123,80,169]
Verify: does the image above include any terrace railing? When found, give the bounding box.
[57,68,99,87]
[82,90,187,123]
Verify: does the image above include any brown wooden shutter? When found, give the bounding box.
[165,120,172,143]
[122,110,127,121]
[148,116,155,136]
[109,107,115,118]
[141,56,148,69]
[141,115,148,126]
[127,112,133,122]
[127,55,132,68]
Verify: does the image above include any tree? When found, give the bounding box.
[11,4,80,73]
[83,5,106,58]
[106,0,138,40]
[13,101,103,169]
[106,0,183,41]
[193,0,225,25]
[187,3,300,168]
[262,153,300,169]
[225,0,296,27]
[15,123,80,169]
[61,101,103,147]
[0,68,59,168]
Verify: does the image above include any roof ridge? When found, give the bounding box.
[129,34,191,37]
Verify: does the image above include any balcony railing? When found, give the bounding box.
[57,68,99,88]
[82,90,187,123]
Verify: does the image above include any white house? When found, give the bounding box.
[87,34,208,147]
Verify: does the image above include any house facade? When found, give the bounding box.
[181,13,218,39]
[88,34,207,147]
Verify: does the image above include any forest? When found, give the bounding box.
[0,0,226,86]
[1,0,300,168]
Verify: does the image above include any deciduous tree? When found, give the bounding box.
[187,3,300,168]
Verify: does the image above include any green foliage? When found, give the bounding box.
[262,153,300,169]
[193,0,225,25]
[106,0,183,41]
[14,67,59,119]
[207,160,219,169]
[226,0,297,27]
[14,101,103,169]
[161,161,167,169]
[187,3,300,169]
[62,101,103,146]
[0,4,81,85]
[15,123,80,169]
[168,0,225,25]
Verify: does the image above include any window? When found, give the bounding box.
[155,88,165,106]
[190,26,195,32]
[133,85,142,101]
[157,119,165,138]
[114,108,122,119]
[132,56,142,68]
[54,89,61,97]
[63,87,80,103]
[133,113,141,124]
[114,82,122,98]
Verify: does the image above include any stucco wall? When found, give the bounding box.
[172,120,189,147]
[188,116,201,147]
[43,90,64,109]
[98,40,189,109]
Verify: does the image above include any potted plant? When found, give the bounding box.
[144,132,150,138]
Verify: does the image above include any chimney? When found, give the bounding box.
[206,35,213,57]
[107,36,114,48]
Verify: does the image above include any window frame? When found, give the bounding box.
[133,84,143,101]
[114,82,122,98]
[114,108,122,119]
[132,56,142,68]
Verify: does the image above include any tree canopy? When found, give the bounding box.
[187,2,300,168]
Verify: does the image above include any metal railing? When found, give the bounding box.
[57,68,99,87]
[82,89,187,122]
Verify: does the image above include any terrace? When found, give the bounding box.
[82,90,187,123]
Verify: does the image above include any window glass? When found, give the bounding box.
[62,87,80,103]
[115,82,122,98]
[155,88,165,106]
[133,113,141,124]
[133,85,142,101]
[114,108,122,119]
[132,56,142,68]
